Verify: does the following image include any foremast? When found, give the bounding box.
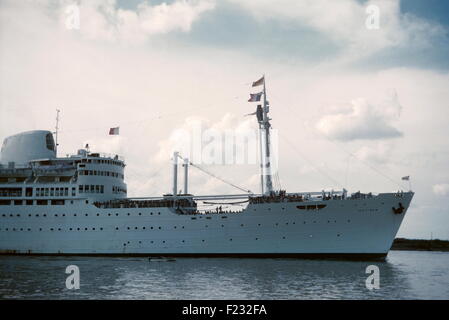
[249,76,274,195]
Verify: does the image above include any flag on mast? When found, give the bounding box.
[109,127,120,135]
[248,92,263,102]
[402,176,410,181]
[252,76,265,87]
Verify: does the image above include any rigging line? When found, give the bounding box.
[58,100,236,135]
[277,100,404,189]
[279,132,345,189]
[188,162,253,194]
[276,171,282,190]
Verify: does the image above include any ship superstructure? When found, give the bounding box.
[0,79,413,257]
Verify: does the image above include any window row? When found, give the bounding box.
[80,158,124,167]
[79,170,124,179]
[79,185,104,194]
[112,186,127,194]
[0,199,65,206]
[36,187,76,197]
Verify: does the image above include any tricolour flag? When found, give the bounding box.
[109,127,120,135]
[248,92,263,102]
[252,76,264,87]
[402,176,410,181]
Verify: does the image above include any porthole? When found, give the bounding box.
[162,241,165,243]
[158,227,161,230]
[85,214,88,216]
[115,227,119,230]
[84,228,87,231]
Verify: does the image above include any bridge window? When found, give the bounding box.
[46,133,55,151]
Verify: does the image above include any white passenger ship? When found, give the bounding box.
[0,78,413,258]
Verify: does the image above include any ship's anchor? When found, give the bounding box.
[392,202,405,214]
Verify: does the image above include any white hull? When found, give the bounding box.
[0,192,413,256]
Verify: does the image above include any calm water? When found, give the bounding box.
[0,251,448,299]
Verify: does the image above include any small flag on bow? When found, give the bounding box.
[248,92,263,102]
[402,176,410,181]
[252,76,265,87]
[109,127,120,135]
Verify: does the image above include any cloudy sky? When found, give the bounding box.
[0,0,448,239]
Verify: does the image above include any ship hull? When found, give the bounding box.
[0,192,413,257]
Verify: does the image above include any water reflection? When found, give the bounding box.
[0,251,448,299]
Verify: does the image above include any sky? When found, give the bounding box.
[0,0,448,239]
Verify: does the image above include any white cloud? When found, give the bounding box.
[433,184,449,196]
[315,90,403,141]
[226,0,446,60]
[354,142,394,164]
[54,0,216,43]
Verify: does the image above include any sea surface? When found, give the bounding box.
[0,250,448,299]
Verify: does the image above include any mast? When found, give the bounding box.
[259,77,273,194]
[54,109,60,156]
